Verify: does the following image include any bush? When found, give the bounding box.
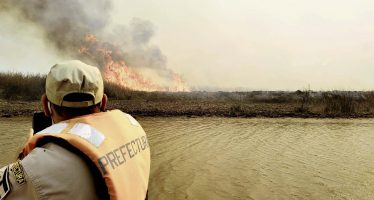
[0,72,45,100]
[104,82,132,100]
[229,104,244,116]
[0,72,135,101]
[322,92,356,114]
[295,89,311,113]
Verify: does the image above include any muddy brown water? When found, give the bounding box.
[1,117,374,199]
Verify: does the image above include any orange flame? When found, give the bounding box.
[79,34,190,92]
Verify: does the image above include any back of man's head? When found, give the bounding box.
[45,60,105,119]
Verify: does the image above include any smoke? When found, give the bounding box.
[0,0,170,74]
[103,18,168,70]
[0,0,110,57]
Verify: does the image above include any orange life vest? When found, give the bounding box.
[19,110,151,200]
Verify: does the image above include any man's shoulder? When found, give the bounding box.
[22,143,88,171]
[0,143,98,199]
[23,143,99,199]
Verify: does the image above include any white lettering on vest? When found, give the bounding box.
[98,136,149,174]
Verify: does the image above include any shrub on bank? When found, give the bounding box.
[0,72,45,100]
[321,92,357,114]
[104,81,133,100]
[0,72,135,101]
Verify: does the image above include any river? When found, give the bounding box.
[1,117,374,199]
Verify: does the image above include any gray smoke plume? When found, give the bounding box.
[0,0,168,72]
[102,18,168,70]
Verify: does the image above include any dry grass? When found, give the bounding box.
[0,72,142,101]
[1,72,374,117]
[0,72,45,100]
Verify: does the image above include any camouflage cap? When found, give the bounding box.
[46,60,104,108]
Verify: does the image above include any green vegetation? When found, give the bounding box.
[1,72,374,118]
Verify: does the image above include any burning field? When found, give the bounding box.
[80,34,190,92]
[2,1,374,119]
[0,0,190,92]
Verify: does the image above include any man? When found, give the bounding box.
[0,60,151,199]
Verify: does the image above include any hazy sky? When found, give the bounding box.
[1,0,374,90]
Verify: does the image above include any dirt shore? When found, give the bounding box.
[1,99,374,118]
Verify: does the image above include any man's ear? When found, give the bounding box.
[100,94,108,112]
[41,94,51,117]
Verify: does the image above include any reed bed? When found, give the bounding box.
[1,72,374,118]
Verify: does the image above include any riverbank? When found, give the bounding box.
[1,72,374,118]
[2,97,374,118]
